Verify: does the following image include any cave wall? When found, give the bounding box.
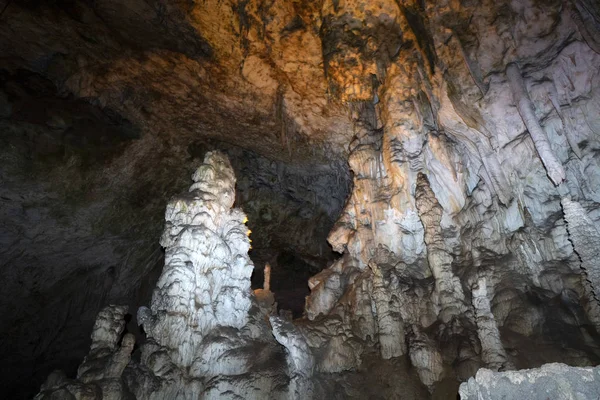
[305,0,600,391]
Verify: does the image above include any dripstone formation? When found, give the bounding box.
[2,0,600,398]
[36,152,300,399]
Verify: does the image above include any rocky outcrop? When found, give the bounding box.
[304,0,600,394]
[459,363,600,400]
[35,305,134,400]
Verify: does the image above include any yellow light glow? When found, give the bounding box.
[246,229,252,236]
[242,216,248,224]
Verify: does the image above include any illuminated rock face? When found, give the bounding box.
[303,0,600,392]
[139,151,254,368]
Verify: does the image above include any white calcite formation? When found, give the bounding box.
[138,150,254,370]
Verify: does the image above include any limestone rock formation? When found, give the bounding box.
[4,0,600,398]
[131,151,287,398]
[459,363,600,400]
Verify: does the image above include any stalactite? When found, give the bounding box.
[506,63,566,185]
[475,139,512,206]
[452,31,488,96]
[570,0,600,55]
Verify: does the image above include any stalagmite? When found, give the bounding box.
[35,306,134,400]
[472,277,513,371]
[506,63,566,185]
[370,262,406,359]
[415,172,467,321]
[139,151,254,370]
[270,315,315,399]
[264,262,271,291]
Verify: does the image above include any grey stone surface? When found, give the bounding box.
[459,363,600,400]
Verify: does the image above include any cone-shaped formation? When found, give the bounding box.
[139,151,254,368]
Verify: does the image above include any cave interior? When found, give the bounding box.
[1,0,600,399]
